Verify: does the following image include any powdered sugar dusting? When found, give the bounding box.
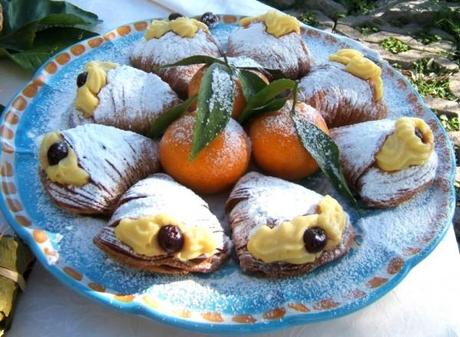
[131,30,220,66]
[227,22,311,78]
[208,67,233,113]
[360,152,438,204]
[225,56,263,69]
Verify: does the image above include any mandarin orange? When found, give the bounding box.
[188,65,268,119]
[160,114,251,194]
[249,101,329,180]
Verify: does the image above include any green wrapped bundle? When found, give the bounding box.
[0,236,34,336]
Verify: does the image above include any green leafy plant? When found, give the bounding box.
[358,24,380,35]
[439,114,459,132]
[412,58,444,75]
[410,75,455,100]
[403,58,457,100]
[0,0,100,70]
[335,0,377,15]
[414,32,442,45]
[298,11,319,27]
[380,37,410,54]
[435,7,460,43]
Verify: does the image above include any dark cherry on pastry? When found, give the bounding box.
[158,225,184,254]
[225,172,355,277]
[303,227,327,253]
[47,142,68,166]
[71,61,181,135]
[298,49,387,128]
[39,124,160,215]
[130,16,221,97]
[330,117,438,208]
[200,12,219,27]
[227,11,312,79]
[94,174,232,275]
[76,71,88,88]
[168,13,183,20]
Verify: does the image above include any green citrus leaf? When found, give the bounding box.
[292,115,358,206]
[0,48,9,58]
[2,27,97,70]
[4,49,50,70]
[161,55,226,69]
[149,95,197,138]
[0,0,100,65]
[0,0,99,33]
[0,22,38,50]
[190,63,235,160]
[33,26,97,52]
[237,69,267,101]
[261,68,286,80]
[238,78,296,123]
[244,97,288,120]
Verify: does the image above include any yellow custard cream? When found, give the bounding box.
[75,61,117,117]
[240,11,300,37]
[375,117,434,172]
[114,214,217,261]
[247,196,347,264]
[39,132,89,186]
[329,49,383,101]
[145,17,208,40]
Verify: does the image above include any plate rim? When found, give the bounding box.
[0,15,456,334]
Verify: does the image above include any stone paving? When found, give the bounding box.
[267,0,460,246]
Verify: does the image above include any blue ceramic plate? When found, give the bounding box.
[0,16,455,334]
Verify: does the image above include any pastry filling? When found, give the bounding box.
[144,17,208,40]
[114,214,217,261]
[247,196,347,264]
[329,49,383,101]
[75,61,117,117]
[375,117,434,172]
[240,11,300,38]
[39,132,89,186]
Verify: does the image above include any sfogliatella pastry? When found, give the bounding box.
[39,124,159,215]
[330,117,438,207]
[94,174,232,274]
[227,11,312,79]
[130,17,221,97]
[70,61,180,135]
[225,172,355,277]
[298,49,387,128]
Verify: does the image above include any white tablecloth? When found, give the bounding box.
[1,0,460,336]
